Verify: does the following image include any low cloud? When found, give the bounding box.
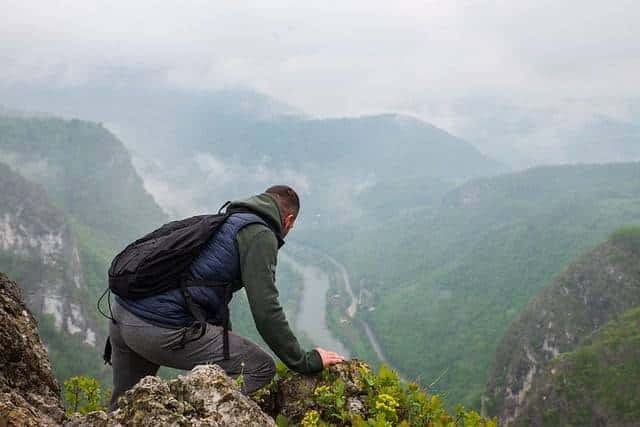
[1,1,638,119]
[133,150,379,228]
[194,153,311,196]
[134,152,311,218]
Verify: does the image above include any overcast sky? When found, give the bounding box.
[1,0,639,118]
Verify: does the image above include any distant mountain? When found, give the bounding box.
[209,113,501,179]
[0,82,505,223]
[335,162,640,408]
[0,83,302,155]
[0,114,167,384]
[486,227,640,425]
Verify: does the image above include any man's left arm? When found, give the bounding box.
[237,225,323,374]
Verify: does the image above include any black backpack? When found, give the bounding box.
[101,203,237,364]
[108,212,231,298]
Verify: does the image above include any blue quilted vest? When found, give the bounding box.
[115,212,268,327]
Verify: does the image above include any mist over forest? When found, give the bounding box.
[1,2,639,425]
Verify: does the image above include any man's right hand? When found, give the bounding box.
[315,347,345,368]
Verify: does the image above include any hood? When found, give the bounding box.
[227,193,285,246]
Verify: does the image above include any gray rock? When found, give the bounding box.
[67,365,275,427]
[264,359,372,424]
[0,273,66,426]
[347,397,365,418]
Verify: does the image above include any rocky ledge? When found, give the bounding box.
[67,365,275,427]
[66,360,376,427]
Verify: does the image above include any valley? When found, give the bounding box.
[1,103,640,423]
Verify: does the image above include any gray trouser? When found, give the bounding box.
[108,299,276,411]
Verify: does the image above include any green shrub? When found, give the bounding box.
[63,375,110,415]
[274,362,497,426]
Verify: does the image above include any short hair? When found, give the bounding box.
[265,185,300,218]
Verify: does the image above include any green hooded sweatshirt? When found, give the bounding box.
[228,193,323,374]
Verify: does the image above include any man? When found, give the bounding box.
[108,185,345,410]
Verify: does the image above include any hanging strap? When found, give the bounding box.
[103,337,112,365]
[177,277,235,359]
[98,288,116,365]
[97,287,115,322]
[171,280,208,349]
[222,283,232,360]
[172,279,233,360]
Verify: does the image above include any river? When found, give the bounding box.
[283,247,406,380]
[281,252,350,357]
[319,252,404,377]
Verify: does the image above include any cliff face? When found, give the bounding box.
[512,306,640,427]
[0,272,66,426]
[485,228,640,425]
[0,163,97,346]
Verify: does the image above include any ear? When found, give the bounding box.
[283,213,295,231]
[284,213,294,226]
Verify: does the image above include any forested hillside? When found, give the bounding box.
[510,306,640,426]
[0,114,166,247]
[334,162,640,408]
[486,226,640,424]
[0,114,167,385]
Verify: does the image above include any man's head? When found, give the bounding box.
[265,185,299,237]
